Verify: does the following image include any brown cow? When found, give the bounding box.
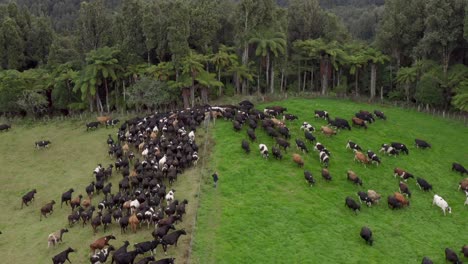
[394,192,410,207]
[367,190,381,204]
[150,131,158,140]
[122,143,129,155]
[292,154,304,167]
[354,151,369,167]
[458,178,468,192]
[352,117,367,129]
[321,126,337,136]
[129,213,139,233]
[347,170,363,186]
[399,182,411,197]
[90,235,115,253]
[97,116,112,124]
[394,168,414,181]
[322,168,332,181]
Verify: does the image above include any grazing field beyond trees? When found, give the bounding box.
[192,98,468,264]
[0,120,209,263]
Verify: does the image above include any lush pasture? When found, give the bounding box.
[0,120,207,263]
[192,98,468,264]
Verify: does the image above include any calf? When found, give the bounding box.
[374,110,386,120]
[300,122,315,132]
[346,140,362,151]
[393,168,414,181]
[347,170,362,186]
[233,121,242,131]
[272,146,283,160]
[357,191,372,207]
[445,248,462,264]
[314,110,329,120]
[399,182,411,197]
[319,151,330,167]
[241,139,250,154]
[360,226,373,246]
[415,139,431,149]
[367,150,381,165]
[351,117,367,129]
[35,140,51,149]
[86,121,100,131]
[433,194,451,215]
[292,153,304,167]
[0,123,11,131]
[304,171,315,187]
[391,142,409,155]
[40,200,56,221]
[134,239,162,256]
[304,131,316,143]
[452,163,467,175]
[259,144,269,159]
[21,189,37,209]
[89,234,116,253]
[161,229,187,255]
[295,139,308,153]
[345,197,360,214]
[321,168,332,181]
[52,247,75,264]
[61,188,74,208]
[416,177,432,191]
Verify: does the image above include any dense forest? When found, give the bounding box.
[0,0,467,116]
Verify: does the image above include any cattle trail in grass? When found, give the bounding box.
[192,98,468,264]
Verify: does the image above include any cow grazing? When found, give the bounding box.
[276,137,290,151]
[304,131,316,143]
[233,120,242,131]
[387,195,403,210]
[391,142,409,155]
[266,126,279,138]
[445,248,462,264]
[360,227,373,246]
[393,168,414,181]
[322,168,332,181]
[367,150,381,165]
[380,144,399,156]
[52,247,75,264]
[461,245,468,258]
[40,200,56,221]
[295,139,308,153]
[21,189,37,208]
[283,114,298,121]
[86,121,100,131]
[90,235,116,253]
[347,170,362,186]
[314,110,329,120]
[452,163,467,175]
[161,229,187,255]
[0,124,11,131]
[415,139,431,149]
[272,146,283,160]
[259,144,269,159]
[393,192,410,207]
[433,194,451,215]
[352,117,367,129]
[314,142,330,155]
[304,171,315,187]
[354,150,369,167]
[47,228,68,248]
[300,122,315,132]
[367,190,381,204]
[35,140,51,149]
[399,182,411,197]
[293,153,304,167]
[321,126,336,136]
[357,111,375,123]
[346,140,362,151]
[345,197,360,214]
[328,118,351,130]
[319,151,330,167]
[374,110,386,120]
[421,257,433,264]
[106,119,120,128]
[278,126,291,139]
[241,139,250,154]
[357,191,372,207]
[416,177,432,191]
[247,128,256,141]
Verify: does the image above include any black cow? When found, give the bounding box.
[21,189,37,208]
[416,177,432,191]
[380,144,399,156]
[52,247,75,264]
[283,114,298,121]
[452,163,467,175]
[295,139,308,153]
[387,196,403,209]
[445,248,462,264]
[0,124,11,131]
[314,110,329,120]
[266,126,279,138]
[304,171,315,186]
[355,112,374,123]
[135,256,155,264]
[391,142,409,155]
[320,151,329,167]
[357,191,372,207]
[278,127,291,139]
[233,121,242,132]
[86,121,100,131]
[374,110,386,120]
[113,250,142,264]
[304,131,316,143]
[61,188,74,208]
[276,138,290,151]
[247,128,256,141]
[421,257,433,264]
[134,240,162,256]
[329,118,351,130]
[106,119,120,128]
[360,226,373,246]
[35,140,51,149]
[346,141,362,151]
[241,139,250,154]
[161,230,187,255]
[415,139,431,149]
[272,146,283,160]
[152,258,176,264]
[345,197,360,214]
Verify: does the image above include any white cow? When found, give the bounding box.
[165,190,175,206]
[464,191,468,206]
[188,130,195,141]
[433,194,452,216]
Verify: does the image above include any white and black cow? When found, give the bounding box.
[259,144,269,159]
[314,110,329,120]
[366,150,381,165]
[391,142,409,155]
[346,140,362,151]
[300,122,315,132]
[319,151,330,167]
[380,144,398,156]
[35,140,51,149]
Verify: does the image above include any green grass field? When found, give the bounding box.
[0,119,210,263]
[192,98,468,264]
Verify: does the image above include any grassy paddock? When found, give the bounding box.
[0,119,209,263]
[192,98,468,264]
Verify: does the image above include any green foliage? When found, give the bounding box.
[126,77,174,111]
[414,73,444,107]
[16,89,48,116]
[77,0,111,53]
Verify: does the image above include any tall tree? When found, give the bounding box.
[288,0,324,42]
[365,47,389,99]
[180,50,205,107]
[166,0,190,70]
[0,17,24,69]
[76,0,111,54]
[396,67,417,103]
[210,45,238,95]
[188,0,221,54]
[115,0,146,65]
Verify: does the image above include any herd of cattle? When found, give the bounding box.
[10,108,213,263]
[2,99,468,263]
[211,100,467,264]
